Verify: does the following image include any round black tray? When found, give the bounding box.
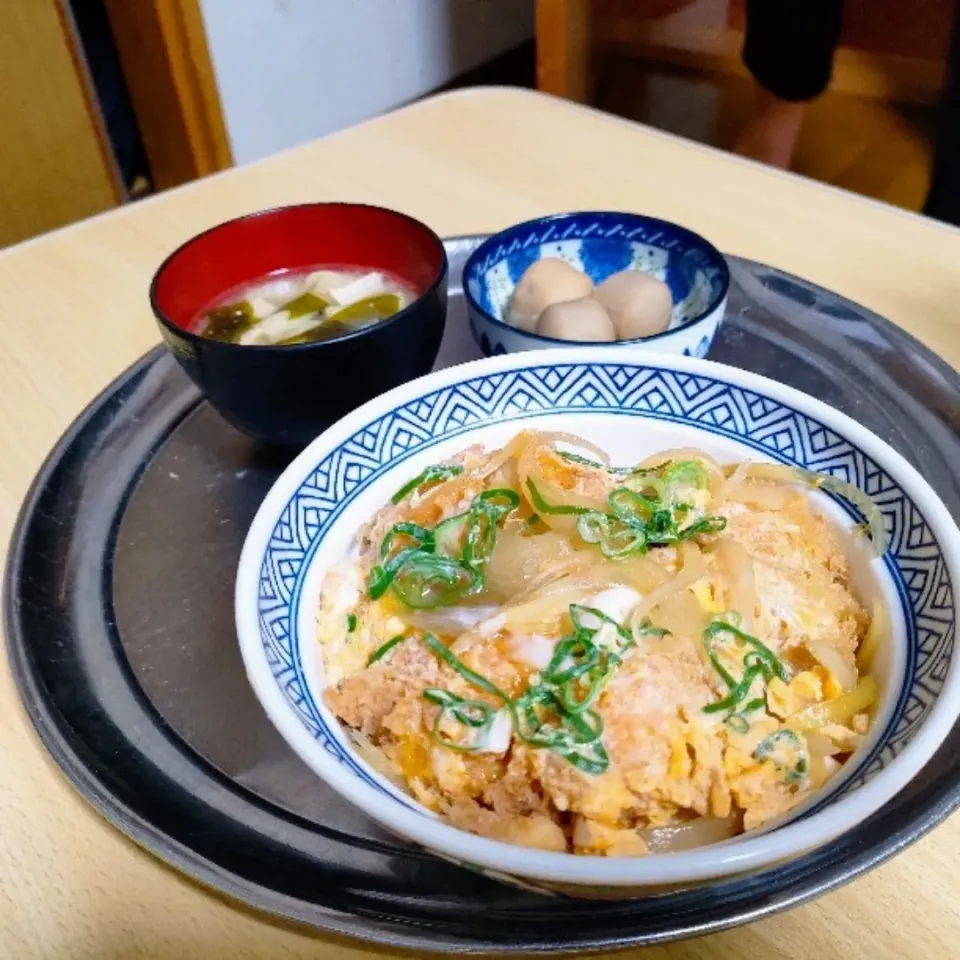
[6,238,960,954]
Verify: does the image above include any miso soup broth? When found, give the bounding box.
[197,266,417,346]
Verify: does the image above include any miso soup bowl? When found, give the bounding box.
[236,347,960,897]
[151,203,448,449]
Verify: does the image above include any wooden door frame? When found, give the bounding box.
[103,0,233,191]
[1,0,124,245]
[536,0,592,101]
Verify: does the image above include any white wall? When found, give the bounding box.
[200,0,534,165]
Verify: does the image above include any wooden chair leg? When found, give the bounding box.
[536,0,592,102]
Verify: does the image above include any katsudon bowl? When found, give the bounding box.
[236,348,960,896]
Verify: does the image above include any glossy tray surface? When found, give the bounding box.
[6,238,960,953]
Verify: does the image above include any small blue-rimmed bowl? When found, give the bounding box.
[236,348,960,897]
[463,211,730,358]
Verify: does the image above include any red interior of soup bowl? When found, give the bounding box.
[151,203,446,334]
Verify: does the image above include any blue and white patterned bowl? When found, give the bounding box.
[463,212,729,358]
[236,349,959,896]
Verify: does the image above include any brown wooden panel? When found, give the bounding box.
[0,0,121,246]
[105,0,232,191]
[537,0,592,100]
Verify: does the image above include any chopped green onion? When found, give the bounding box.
[576,512,608,545]
[704,621,790,684]
[600,524,647,558]
[680,516,728,538]
[463,493,516,569]
[424,688,494,727]
[368,546,423,599]
[462,509,494,570]
[645,508,679,544]
[421,611,619,774]
[661,460,709,493]
[702,621,789,716]
[544,634,602,685]
[754,729,808,784]
[567,484,724,560]
[462,513,495,570]
[556,450,632,475]
[557,450,660,478]
[391,464,463,505]
[576,509,647,559]
[380,522,434,560]
[423,688,501,752]
[608,488,657,523]
[371,523,438,597]
[525,478,593,516]
[367,634,404,665]
[633,618,670,640]
[392,554,480,608]
[725,713,750,734]
[703,662,766,714]
[455,490,519,571]
[702,626,739,690]
[558,669,609,714]
[565,708,605,744]
[422,634,510,703]
[557,451,604,470]
[373,488,518,608]
[581,508,650,558]
[559,738,610,775]
[512,686,556,743]
[558,679,596,714]
[713,610,744,630]
[432,512,470,558]
[724,697,766,733]
[632,617,671,647]
[703,621,789,685]
[477,488,521,516]
[569,604,632,650]
[347,614,357,633]
[623,473,668,502]
[633,461,669,475]
[513,687,604,751]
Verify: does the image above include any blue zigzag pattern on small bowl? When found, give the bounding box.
[256,362,955,812]
[467,213,722,324]
[681,334,713,359]
[469,219,721,278]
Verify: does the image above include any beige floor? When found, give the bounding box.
[596,55,936,212]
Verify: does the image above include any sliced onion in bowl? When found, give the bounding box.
[633,541,706,622]
[640,814,740,854]
[713,537,756,630]
[808,643,858,692]
[856,598,887,673]
[722,462,887,557]
[531,431,613,467]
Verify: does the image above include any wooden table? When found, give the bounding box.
[2,88,959,960]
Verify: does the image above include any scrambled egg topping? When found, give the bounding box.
[319,447,876,856]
